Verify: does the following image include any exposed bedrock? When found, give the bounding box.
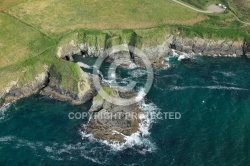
[57,32,250,67]
[83,89,141,142]
[244,41,250,58]
[0,66,97,107]
[0,72,49,106]
[41,70,97,105]
[170,36,245,57]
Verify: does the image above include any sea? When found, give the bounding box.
[1,55,250,166]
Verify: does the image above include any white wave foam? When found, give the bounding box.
[129,63,137,69]
[214,71,236,77]
[0,136,15,142]
[163,63,171,69]
[169,85,249,91]
[0,135,43,152]
[0,103,11,121]
[135,88,146,102]
[77,62,91,69]
[172,49,179,57]
[129,69,147,78]
[80,153,105,164]
[177,53,196,62]
[0,135,107,164]
[80,100,159,153]
[164,57,170,61]
[45,146,53,153]
[110,72,116,79]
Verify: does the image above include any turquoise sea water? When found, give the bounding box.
[1,56,250,165]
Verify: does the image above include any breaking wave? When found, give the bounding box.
[169,85,249,91]
[80,99,159,153]
[0,103,11,122]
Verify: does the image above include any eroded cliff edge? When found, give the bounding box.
[57,30,250,68]
[1,29,250,143]
[0,65,97,107]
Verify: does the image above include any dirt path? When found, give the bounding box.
[172,0,225,13]
[172,0,250,26]
[207,4,225,13]
[172,0,214,13]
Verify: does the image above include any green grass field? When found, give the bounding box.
[181,0,250,22]
[230,0,250,22]
[5,0,204,34]
[180,0,213,9]
[0,0,249,94]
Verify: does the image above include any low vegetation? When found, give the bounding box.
[181,0,250,23]
[94,86,118,101]
[230,0,250,22]
[0,0,250,94]
[5,0,203,34]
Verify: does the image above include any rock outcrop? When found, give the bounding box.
[244,40,250,58]
[0,66,97,107]
[41,69,97,105]
[169,35,245,57]
[83,89,141,142]
[57,32,250,68]
[0,72,49,107]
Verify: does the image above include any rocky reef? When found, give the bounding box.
[83,88,141,142]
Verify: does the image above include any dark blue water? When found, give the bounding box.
[1,56,250,165]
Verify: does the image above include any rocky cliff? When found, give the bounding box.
[2,29,250,143]
[168,35,249,57]
[0,66,97,107]
[41,69,97,105]
[0,71,49,107]
[57,31,250,67]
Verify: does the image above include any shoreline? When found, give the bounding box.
[1,34,250,142]
[1,34,250,107]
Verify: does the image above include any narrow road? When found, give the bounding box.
[172,0,213,13]
[172,0,250,26]
[232,13,250,26]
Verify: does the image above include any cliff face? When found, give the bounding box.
[0,66,97,107]
[0,72,49,106]
[244,41,250,58]
[41,69,97,105]
[2,31,248,107]
[57,31,250,66]
[169,36,245,57]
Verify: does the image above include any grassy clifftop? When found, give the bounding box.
[181,0,250,23]
[5,0,203,35]
[0,0,250,95]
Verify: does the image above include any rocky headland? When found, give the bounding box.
[83,89,141,142]
[1,30,250,143]
[0,66,97,107]
[57,32,250,68]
